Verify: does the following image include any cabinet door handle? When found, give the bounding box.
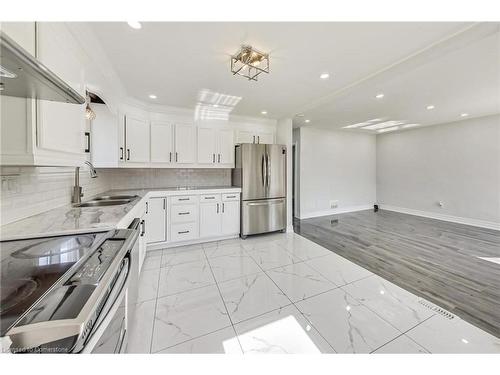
[178,230,190,234]
[169,152,172,162]
[216,203,219,213]
[213,153,215,163]
[175,152,178,162]
[84,132,91,153]
[163,198,166,210]
[140,220,146,237]
[120,147,124,160]
[253,135,255,143]
[146,202,149,214]
[222,203,225,213]
[217,154,221,163]
[127,149,130,161]
[257,135,260,144]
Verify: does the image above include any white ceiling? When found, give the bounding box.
[88,22,499,130]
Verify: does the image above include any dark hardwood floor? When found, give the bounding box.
[293,209,500,338]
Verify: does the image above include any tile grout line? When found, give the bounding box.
[369,314,435,353]
[202,244,245,354]
[148,250,167,353]
[251,245,337,353]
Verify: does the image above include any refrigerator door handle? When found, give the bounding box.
[266,153,271,188]
[246,201,282,206]
[261,154,266,187]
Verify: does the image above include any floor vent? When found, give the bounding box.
[418,299,455,319]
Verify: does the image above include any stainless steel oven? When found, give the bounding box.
[1,225,140,353]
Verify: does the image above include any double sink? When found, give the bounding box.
[74,195,138,208]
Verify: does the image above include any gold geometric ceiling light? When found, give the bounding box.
[231,45,269,81]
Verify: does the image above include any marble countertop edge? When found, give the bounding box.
[0,186,241,241]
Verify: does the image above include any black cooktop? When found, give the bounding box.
[0,233,105,336]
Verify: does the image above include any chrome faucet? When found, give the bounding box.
[72,161,98,204]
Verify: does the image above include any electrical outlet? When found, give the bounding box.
[437,201,444,208]
[330,200,338,209]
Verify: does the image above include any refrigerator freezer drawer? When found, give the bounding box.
[242,198,286,236]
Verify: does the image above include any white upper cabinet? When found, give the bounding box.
[151,122,174,163]
[197,127,217,164]
[217,129,235,165]
[174,124,196,164]
[256,132,274,144]
[0,22,87,167]
[125,116,150,163]
[236,129,274,144]
[90,104,119,167]
[36,23,86,158]
[197,128,234,166]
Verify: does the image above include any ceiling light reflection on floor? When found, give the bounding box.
[223,315,321,354]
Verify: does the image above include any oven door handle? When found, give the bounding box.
[80,256,131,353]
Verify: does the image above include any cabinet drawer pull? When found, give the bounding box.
[178,230,190,234]
[178,198,190,201]
[226,195,236,198]
[204,197,215,200]
[178,212,190,215]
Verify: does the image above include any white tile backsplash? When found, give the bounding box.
[0,167,232,226]
[0,166,111,226]
[102,168,232,190]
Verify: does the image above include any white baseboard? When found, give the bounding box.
[299,205,373,220]
[147,233,239,251]
[379,205,500,231]
[286,225,294,233]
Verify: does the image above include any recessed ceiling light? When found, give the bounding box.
[127,21,142,30]
[461,338,469,344]
[461,113,469,117]
[261,110,267,115]
[320,73,330,79]
[426,105,435,110]
[304,119,311,123]
[375,93,385,99]
[148,94,157,99]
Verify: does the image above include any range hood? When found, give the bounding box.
[0,31,86,104]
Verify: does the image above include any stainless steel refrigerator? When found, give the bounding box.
[232,143,287,238]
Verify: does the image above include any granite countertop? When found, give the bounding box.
[0,186,241,241]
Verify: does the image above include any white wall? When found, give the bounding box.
[377,115,500,228]
[297,127,377,218]
[276,118,293,230]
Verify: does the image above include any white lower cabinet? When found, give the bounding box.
[138,203,147,272]
[145,190,241,249]
[199,195,222,238]
[146,197,167,244]
[199,194,240,239]
[221,200,240,235]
